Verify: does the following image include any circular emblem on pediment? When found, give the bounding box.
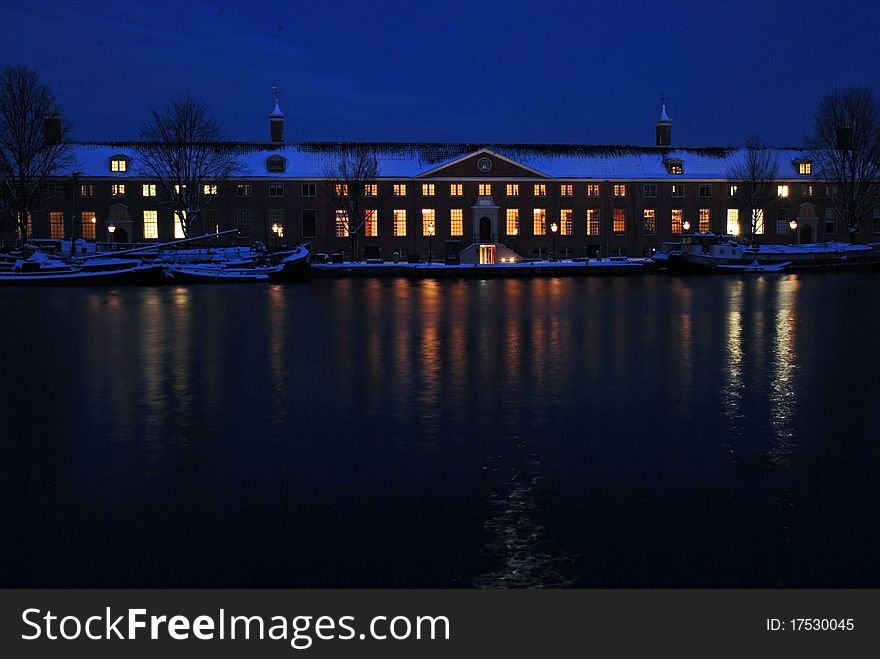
[477,157,492,172]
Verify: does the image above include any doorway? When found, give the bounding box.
[799,223,812,244]
[479,216,492,242]
[479,244,495,264]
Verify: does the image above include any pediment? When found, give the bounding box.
[418,149,550,179]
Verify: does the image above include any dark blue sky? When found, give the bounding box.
[1,0,877,146]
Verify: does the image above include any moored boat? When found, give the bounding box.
[667,233,880,273]
[0,262,165,286]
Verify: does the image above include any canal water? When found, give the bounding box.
[2,274,880,587]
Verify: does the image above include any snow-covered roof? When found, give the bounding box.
[65,142,812,180]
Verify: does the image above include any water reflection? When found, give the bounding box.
[475,451,574,589]
[722,281,745,459]
[766,276,799,581]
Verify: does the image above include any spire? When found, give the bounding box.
[271,85,284,117]
[656,94,672,146]
[270,86,284,143]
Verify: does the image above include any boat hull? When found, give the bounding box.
[0,263,166,287]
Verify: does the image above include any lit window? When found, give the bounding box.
[450,209,463,236]
[422,209,435,236]
[613,184,626,197]
[799,161,812,175]
[143,210,158,239]
[728,184,738,197]
[672,209,683,234]
[726,209,740,235]
[560,184,573,197]
[142,184,157,197]
[533,208,546,235]
[269,184,284,197]
[270,208,285,238]
[643,183,656,198]
[301,183,316,197]
[506,184,519,196]
[422,183,435,196]
[111,184,125,197]
[699,208,710,233]
[203,184,218,195]
[80,184,94,197]
[110,158,127,172]
[587,184,600,197]
[174,213,185,239]
[237,184,252,197]
[335,210,349,237]
[666,159,683,175]
[506,209,519,235]
[393,209,407,236]
[364,209,377,237]
[534,184,546,196]
[237,209,253,239]
[613,208,626,234]
[777,185,789,198]
[364,184,378,196]
[643,209,656,235]
[50,211,64,239]
[479,183,492,196]
[671,184,685,198]
[801,184,813,197]
[699,184,712,198]
[560,209,573,235]
[587,209,600,236]
[81,211,96,239]
[752,209,765,234]
[335,184,348,196]
[393,183,407,196]
[450,183,463,196]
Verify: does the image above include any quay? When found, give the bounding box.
[311,258,655,278]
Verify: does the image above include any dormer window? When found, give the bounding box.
[266,156,286,173]
[794,158,812,175]
[109,155,130,172]
[665,158,684,175]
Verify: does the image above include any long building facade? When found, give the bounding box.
[27,104,880,261]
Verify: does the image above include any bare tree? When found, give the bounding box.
[323,146,380,261]
[727,135,779,245]
[0,66,72,244]
[133,96,238,238]
[807,87,880,243]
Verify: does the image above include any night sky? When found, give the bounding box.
[1,0,877,146]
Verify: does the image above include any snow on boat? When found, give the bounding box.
[714,259,791,273]
[0,262,165,286]
[164,264,274,284]
[668,233,880,273]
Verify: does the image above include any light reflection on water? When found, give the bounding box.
[3,274,880,587]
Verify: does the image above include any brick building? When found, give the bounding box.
[29,102,879,262]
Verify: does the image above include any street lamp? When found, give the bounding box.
[789,218,798,245]
[427,221,435,265]
[550,222,558,261]
[682,219,691,232]
[271,222,282,250]
[107,222,116,248]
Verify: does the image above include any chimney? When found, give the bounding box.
[655,104,671,146]
[44,112,61,146]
